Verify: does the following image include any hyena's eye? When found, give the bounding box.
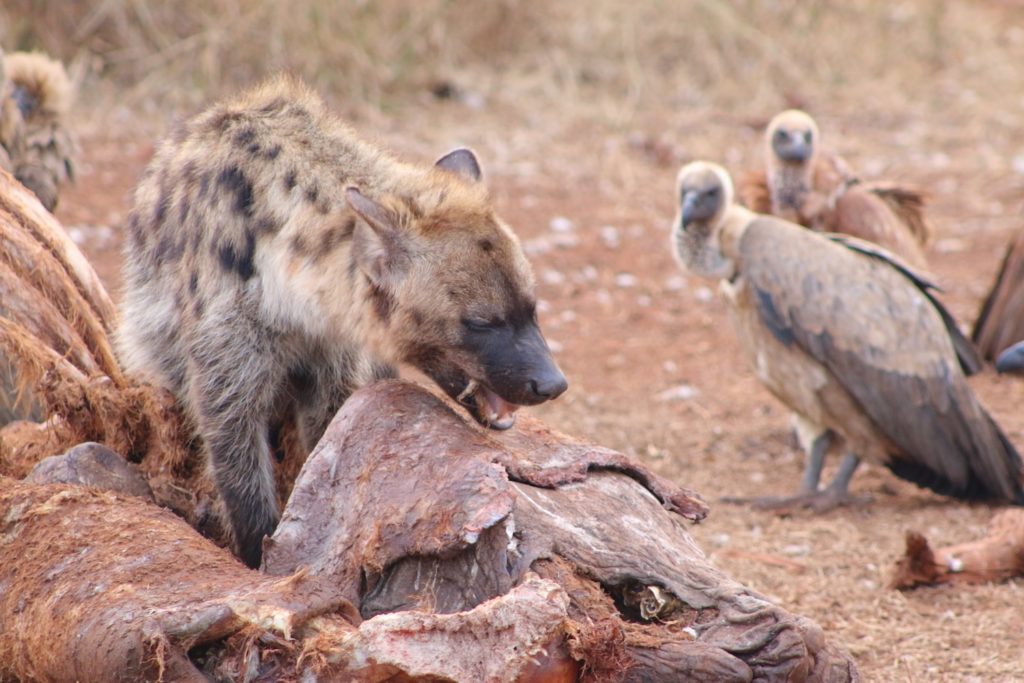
[462,317,505,333]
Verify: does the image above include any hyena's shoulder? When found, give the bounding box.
[123,77,396,288]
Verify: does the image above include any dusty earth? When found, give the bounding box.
[55,99,1024,682]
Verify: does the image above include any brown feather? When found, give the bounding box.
[972,228,1024,362]
[736,169,772,214]
[863,182,933,247]
[827,186,928,269]
[824,233,981,375]
[735,216,1020,502]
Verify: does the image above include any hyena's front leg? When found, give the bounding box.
[294,351,396,455]
[187,321,284,569]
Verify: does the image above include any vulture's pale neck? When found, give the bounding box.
[768,160,813,217]
[717,205,755,266]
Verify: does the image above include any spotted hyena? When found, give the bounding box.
[117,77,568,567]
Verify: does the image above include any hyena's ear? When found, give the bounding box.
[346,187,409,290]
[434,148,482,183]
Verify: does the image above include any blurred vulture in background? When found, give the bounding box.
[739,109,932,269]
[0,47,76,212]
[671,161,1022,511]
[0,47,76,425]
[972,228,1024,365]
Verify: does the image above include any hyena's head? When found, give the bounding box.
[346,148,567,429]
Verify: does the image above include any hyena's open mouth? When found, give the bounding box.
[458,379,520,430]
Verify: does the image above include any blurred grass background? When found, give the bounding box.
[4,0,1023,123]
[4,0,1024,214]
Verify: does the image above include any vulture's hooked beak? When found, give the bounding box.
[775,133,812,163]
[995,341,1024,374]
[680,191,699,228]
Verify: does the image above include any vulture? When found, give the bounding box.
[671,160,1023,510]
[972,228,1024,363]
[0,48,76,212]
[739,109,932,269]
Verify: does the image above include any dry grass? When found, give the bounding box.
[4,0,1022,121]
[1,0,543,110]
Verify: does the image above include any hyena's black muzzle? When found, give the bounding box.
[455,317,567,430]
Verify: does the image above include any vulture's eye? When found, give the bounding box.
[774,130,788,143]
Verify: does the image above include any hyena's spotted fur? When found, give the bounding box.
[118,77,566,567]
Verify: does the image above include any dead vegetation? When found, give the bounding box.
[0,166,198,520]
[1,0,1017,121]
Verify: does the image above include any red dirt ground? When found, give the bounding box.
[56,105,1024,680]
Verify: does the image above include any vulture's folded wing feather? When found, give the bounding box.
[864,181,933,248]
[825,232,982,376]
[741,217,1022,502]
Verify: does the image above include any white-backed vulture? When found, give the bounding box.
[972,228,1024,363]
[0,49,76,212]
[739,109,932,269]
[671,161,1022,510]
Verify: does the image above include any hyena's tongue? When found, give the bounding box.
[478,387,519,430]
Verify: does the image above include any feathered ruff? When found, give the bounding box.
[738,155,934,256]
[737,169,772,214]
[860,181,933,248]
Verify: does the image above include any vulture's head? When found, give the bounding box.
[671,161,736,279]
[766,109,818,166]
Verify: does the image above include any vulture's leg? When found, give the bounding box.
[729,439,868,513]
[808,453,867,512]
[798,430,831,494]
[722,430,833,510]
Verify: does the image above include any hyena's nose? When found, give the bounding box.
[529,370,568,401]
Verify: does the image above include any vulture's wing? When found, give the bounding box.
[830,187,928,269]
[863,181,932,247]
[826,233,982,376]
[741,216,1023,502]
[737,169,773,213]
[972,229,1024,362]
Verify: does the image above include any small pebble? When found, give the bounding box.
[549,216,575,233]
[657,384,700,402]
[600,225,621,248]
[615,273,638,288]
